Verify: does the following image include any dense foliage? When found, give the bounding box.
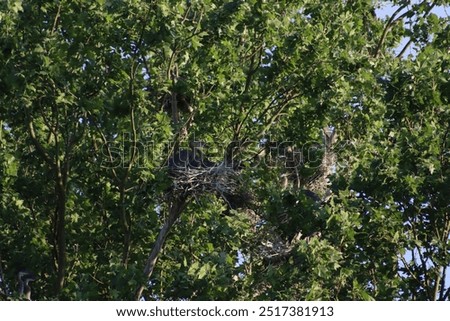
[1,0,449,300]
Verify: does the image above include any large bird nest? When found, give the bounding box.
[168,165,251,208]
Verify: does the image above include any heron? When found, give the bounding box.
[17,270,36,300]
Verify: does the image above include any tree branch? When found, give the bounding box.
[399,255,427,290]
[51,3,62,35]
[28,119,54,167]
[374,4,408,58]
[135,195,189,300]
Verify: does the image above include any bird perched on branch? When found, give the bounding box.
[17,270,36,301]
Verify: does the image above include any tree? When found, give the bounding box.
[0,0,449,300]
